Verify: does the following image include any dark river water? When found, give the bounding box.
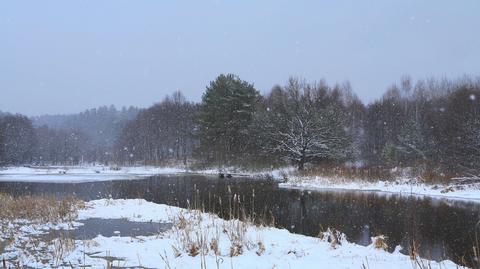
[0,174,479,266]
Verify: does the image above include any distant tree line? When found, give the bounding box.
[362,76,480,178]
[114,92,198,166]
[0,106,139,165]
[112,74,479,178]
[0,114,36,165]
[1,74,479,179]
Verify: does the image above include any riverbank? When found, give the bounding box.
[0,165,187,182]
[1,165,479,202]
[0,197,465,269]
[279,175,480,202]
[0,165,288,182]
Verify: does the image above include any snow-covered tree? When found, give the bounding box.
[395,119,429,164]
[256,78,351,170]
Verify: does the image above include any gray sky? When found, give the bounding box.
[1,0,479,116]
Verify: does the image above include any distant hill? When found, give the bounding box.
[32,105,140,147]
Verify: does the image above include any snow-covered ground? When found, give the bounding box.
[0,199,465,269]
[0,165,187,183]
[280,176,480,202]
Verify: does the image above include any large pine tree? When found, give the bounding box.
[197,74,259,167]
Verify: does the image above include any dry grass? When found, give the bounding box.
[468,220,480,269]
[0,193,84,223]
[0,193,84,268]
[318,227,346,249]
[256,241,265,256]
[51,232,77,266]
[298,164,461,184]
[409,240,433,269]
[170,208,261,260]
[298,165,394,182]
[171,210,208,257]
[371,235,389,251]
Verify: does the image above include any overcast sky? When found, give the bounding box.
[1,0,479,116]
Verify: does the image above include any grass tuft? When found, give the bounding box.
[371,235,389,251]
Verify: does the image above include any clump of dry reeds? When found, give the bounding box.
[0,193,84,223]
[371,235,388,251]
[171,210,208,257]
[170,206,263,261]
[318,227,346,249]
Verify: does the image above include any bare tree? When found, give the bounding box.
[256,78,351,170]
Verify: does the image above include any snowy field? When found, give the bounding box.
[0,198,465,269]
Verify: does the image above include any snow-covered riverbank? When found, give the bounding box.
[0,198,465,269]
[280,176,480,202]
[0,165,188,182]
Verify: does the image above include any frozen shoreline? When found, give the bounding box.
[279,176,480,203]
[0,198,465,269]
[1,165,479,203]
[0,165,191,183]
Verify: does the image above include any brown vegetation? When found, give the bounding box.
[0,193,84,223]
[295,163,463,184]
[298,164,394,182]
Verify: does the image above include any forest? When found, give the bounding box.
[1,74,479,180]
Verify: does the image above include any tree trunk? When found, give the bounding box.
[298,151,306,171]
[298,161,305,171]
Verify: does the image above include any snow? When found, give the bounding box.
[0,165,186,183]
[77,198,182,222]
[1,199,465,269]
[0,165,289,183]
[280,176,480,202]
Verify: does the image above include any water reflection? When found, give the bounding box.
[77,218,171,239]
[0,174,479,266]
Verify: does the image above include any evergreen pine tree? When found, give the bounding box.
[197,74,259,167]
